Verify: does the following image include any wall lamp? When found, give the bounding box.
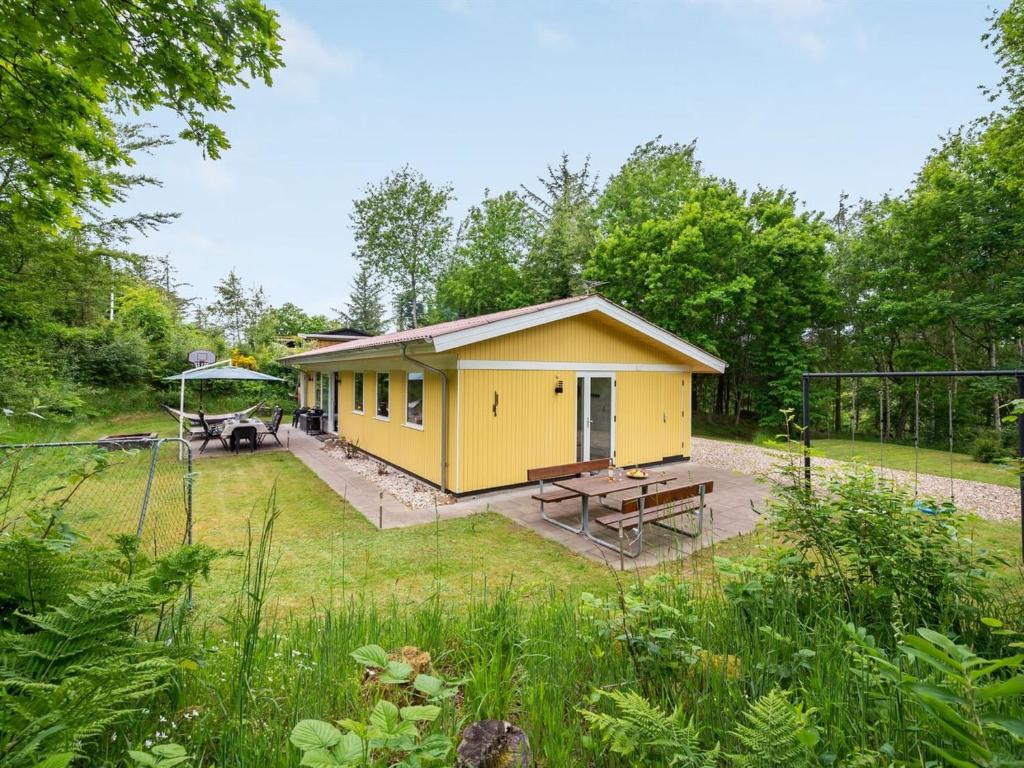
[554,379,564,394]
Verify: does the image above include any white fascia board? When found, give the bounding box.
[433,295,727,373]
[280,342,436,367]
[457,360,690,372]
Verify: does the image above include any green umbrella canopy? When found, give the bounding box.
[163,366,286,382]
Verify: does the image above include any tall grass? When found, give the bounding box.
[117,472,1024,767]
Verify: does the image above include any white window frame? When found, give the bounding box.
[404,371,424,430]
[576,371,616,462]
[353,371,364,414]
[375,372,390,421]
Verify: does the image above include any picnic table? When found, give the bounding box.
[553,469,678,553]
[221,417,265,452]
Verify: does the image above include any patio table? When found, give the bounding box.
[220,418,265,441]
[553,469,678,553]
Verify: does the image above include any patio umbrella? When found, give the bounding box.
[163,362,287,444]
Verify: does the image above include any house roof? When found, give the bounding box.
[279,294,727,373]
[304,327,371,338]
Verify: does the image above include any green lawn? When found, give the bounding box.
[6,408,1020,620]
[807,437,1019,488]
[694,416,1019,489]
[189,450,618,617]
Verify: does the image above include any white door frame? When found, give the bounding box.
[576,371,616,462]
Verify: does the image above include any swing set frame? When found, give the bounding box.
[800,369,1024,560]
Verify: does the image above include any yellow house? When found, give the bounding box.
[281,295,726,495]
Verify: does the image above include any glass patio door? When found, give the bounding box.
[576,373,615,462]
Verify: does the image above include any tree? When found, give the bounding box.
[0,0,282,233]
[597,137,701,234]
[587,141,834,423]
[350,167,454,328]
[434,191,540,318]
[521,154,599,300]
[335,263,386,335]
[206,269,267,347]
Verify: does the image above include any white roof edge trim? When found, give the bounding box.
[278,341,436,366]
[432,296,727,373]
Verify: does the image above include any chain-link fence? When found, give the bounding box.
[0,437,193,558]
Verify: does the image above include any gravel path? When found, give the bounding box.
[691,437,1020,523]
[321,441,454,510]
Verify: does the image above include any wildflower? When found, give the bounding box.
[111,733,118,743]
[159,715,167,723]
[145,740,154,748]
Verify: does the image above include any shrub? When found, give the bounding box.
[763,467,1002,640]
[970,430,1005,463]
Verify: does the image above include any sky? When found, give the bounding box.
[123,0,1004,318]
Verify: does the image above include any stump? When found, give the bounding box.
[456,720,532,768]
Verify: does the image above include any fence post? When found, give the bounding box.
[801,374,811,488]
[136,439,161,540]
[379,491,383,529]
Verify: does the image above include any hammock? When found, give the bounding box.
[161,402,263,426]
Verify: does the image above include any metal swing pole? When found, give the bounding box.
[1017,373,1023,561]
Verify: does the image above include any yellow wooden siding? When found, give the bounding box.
[456,369,575,491]
[457,313,683,364]
[681,372,692,457]
[615,372,687,466]
[336,368,446,485]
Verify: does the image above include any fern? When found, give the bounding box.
[730,688,819,768]
[581,688,719,768]
[0,537,216,767]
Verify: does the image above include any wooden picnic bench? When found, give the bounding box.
[594,480,714,560]
[527,458,611,533]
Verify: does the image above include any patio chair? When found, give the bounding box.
[231,425,258,453]
[197,411,229,454]
[259,407,284,448]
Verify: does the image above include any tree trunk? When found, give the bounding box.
[411,272,418,328]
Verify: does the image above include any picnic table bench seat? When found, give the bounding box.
[531,488,581,504]
[527,457,611,533]
[594,480,714,560]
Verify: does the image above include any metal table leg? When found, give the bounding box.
[539,481,584,534]
[584,492,646,559]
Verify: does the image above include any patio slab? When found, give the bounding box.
[281,425,769,566]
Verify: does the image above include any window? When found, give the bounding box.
[405,371,424,427]
[353,372,364,413]
[376,372,389,419]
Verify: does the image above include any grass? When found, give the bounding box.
[6,407,1021,618]
[808,437,1020,488]
[694,414,1020,489]
[189,451,618,616]
[9,409,1024,766]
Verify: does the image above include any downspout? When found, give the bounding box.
[401,343,448,494]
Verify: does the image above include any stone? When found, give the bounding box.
[456,720,532,768]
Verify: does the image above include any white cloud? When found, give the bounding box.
[796,32,827,58]
[276,11,359,96]
[197,160,233,192]
[690,0,834,58]
[534,21,571,49]
[691,0,829,17]
[438,0,471,14]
